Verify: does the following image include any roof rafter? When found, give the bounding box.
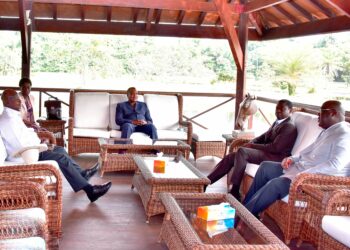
[214,0,243,70]
[262,15,350,40]
[324,0,350,18]
[18,0,32,77]
[244,0,289,13]
[32,0,218,12]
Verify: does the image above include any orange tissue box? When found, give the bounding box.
[153,160,166,173]
[197,203,235,221]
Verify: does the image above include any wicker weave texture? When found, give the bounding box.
[0,181,49,249]
[265,173,350,245]
[159,193,288,250]
[132,155,210,222]
[191,139,225,160]
[0,163,63,248]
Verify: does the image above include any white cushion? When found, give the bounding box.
[157,129,188,141]
[245,163,260,177]
[280,195,307,207]
[192,129,225,142]
[74,92,110,129]
[109,94,145,130]
[0,237,46,250]
[0,207,46,222]
[73,128,110,138]
[110,130,149,141]
[322,215,350,247]
[0,137,7,164]
[144,94,179,130]
[291,112,323,156]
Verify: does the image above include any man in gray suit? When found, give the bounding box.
[116,87,158,140]
[244,100,350,217]
[207,99,298,201]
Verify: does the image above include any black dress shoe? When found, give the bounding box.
[87,182,112,202]
[82,163,100,181]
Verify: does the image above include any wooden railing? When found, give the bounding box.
[1,86,349,128]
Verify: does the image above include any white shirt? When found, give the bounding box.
[0,107,40,162]
[283,121,350,180]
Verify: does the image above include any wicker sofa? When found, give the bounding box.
[68,90,192,156]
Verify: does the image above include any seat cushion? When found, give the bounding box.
[291,112,323,156]
[144,94,179,130]
[157,129,188,141]
[245,163,260,177]
[322,215,350,247]
[192,129,225,142]
[74,92,110,129]
[110,130,151,144]
[73,128,110,138]
[109,94,144,130]
[0,137,6,164]
[0,237,46,250]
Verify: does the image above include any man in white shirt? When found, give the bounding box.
[0,89,112,202]
[243,100,350,217]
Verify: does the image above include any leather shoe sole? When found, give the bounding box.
[88,181,112,203]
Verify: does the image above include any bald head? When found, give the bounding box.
[1,89,21,111]
[318,100,345,129]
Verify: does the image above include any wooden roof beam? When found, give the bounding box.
[214,0,243,70]
[288,1,314,21]
[52,3,57,20]
[155,9,161,24]
[106,6,112,22]
[324,0,350,18]
[249,13,263,36]
[177,11,186,25]
[33,0,218,12]
[244,0,289,13]
[132,8,139,23]
[273,5,299,24]
[309,0,334,18]
[262,16,350,40]
[146,8,154,31]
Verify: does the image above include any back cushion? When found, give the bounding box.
[109,94,144,130]
[291,112,323,155]
[0,137,7,164]
[74,92,110,129]
[144,94,179,130]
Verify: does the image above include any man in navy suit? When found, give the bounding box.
[116,87,158,140]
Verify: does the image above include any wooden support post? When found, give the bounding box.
[234,0,249,129]
[18,0,32,78]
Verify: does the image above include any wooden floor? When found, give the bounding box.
[58,154,315,250]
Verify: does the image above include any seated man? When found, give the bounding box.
[116,87,158,140]
[207,99,298,200]
[244,100,350,217]
[0,89,112,203]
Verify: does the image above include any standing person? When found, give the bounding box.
[207,99,298,201]
[0,89,112,203]
[244,100,350,217]
[115,87,158,140]
[18,77,43,131]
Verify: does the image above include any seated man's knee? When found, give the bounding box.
[267,177,291,196]
[121,123,134,131]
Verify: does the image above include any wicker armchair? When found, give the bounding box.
[264,173,350,245]
[298,186,350,249]
[0,162,63,248]
[0,181,49,250]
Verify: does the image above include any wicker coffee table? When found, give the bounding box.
[159,193,289,250]
[98,138,191,176]
[132,155,210,223]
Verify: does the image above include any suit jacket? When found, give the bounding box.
[283,121,350,180]
[249,117,297,158]
[115,101,153,126]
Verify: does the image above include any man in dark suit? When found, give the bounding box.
[207,99,298,201]
[115,87,158,140]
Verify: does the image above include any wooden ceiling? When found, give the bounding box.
[0,0,349,41]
